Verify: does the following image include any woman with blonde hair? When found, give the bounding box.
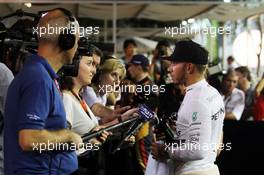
[82,57,128,125]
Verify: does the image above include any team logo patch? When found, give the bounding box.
[192,112,198,121]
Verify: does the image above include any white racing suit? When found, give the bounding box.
[145,79,225,175]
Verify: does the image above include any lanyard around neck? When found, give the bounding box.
[70,90,91,119]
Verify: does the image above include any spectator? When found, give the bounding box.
[80,56,137,175]
[0,63,13,123]
[127,54,158,175]
[150,40,172,85]
[0,63,14,175]
[121,39,137,81]
[235,66,254,120]
[222,70,245,120]
[82,57,136,126]
[253,73,264,121]
[227,56,238,70]
[122,39,137,64]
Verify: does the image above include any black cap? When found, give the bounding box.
[164,40,208,65]
[129,54,150,69]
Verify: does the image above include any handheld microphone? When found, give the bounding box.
[124,104,156,137]
[155,116,176,143]
[112,103,157,154]
[81,117,138,143]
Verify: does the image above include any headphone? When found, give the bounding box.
[51,8,77,51]
[58,40,96,78]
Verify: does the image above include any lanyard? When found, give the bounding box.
[70,90,91,119]
[54,79,62,96]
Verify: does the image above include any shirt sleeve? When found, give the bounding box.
[0,64,14,113]
[168,100,211,161]
[62,93,74,129]
[0,63,14,87]
[232,92,245,120]
[82,86,101,108]
[18,80,51,130]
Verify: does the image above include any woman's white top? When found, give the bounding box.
[62,91,98,136]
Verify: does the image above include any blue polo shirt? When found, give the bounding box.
[4,54,77,174]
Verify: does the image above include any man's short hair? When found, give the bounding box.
[227,56,234,61]
[123,39,137,50]
[194,64,207,74]
[235,66,251,81]
[156,40,170,49]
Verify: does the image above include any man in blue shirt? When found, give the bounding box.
[4,8,82,174]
